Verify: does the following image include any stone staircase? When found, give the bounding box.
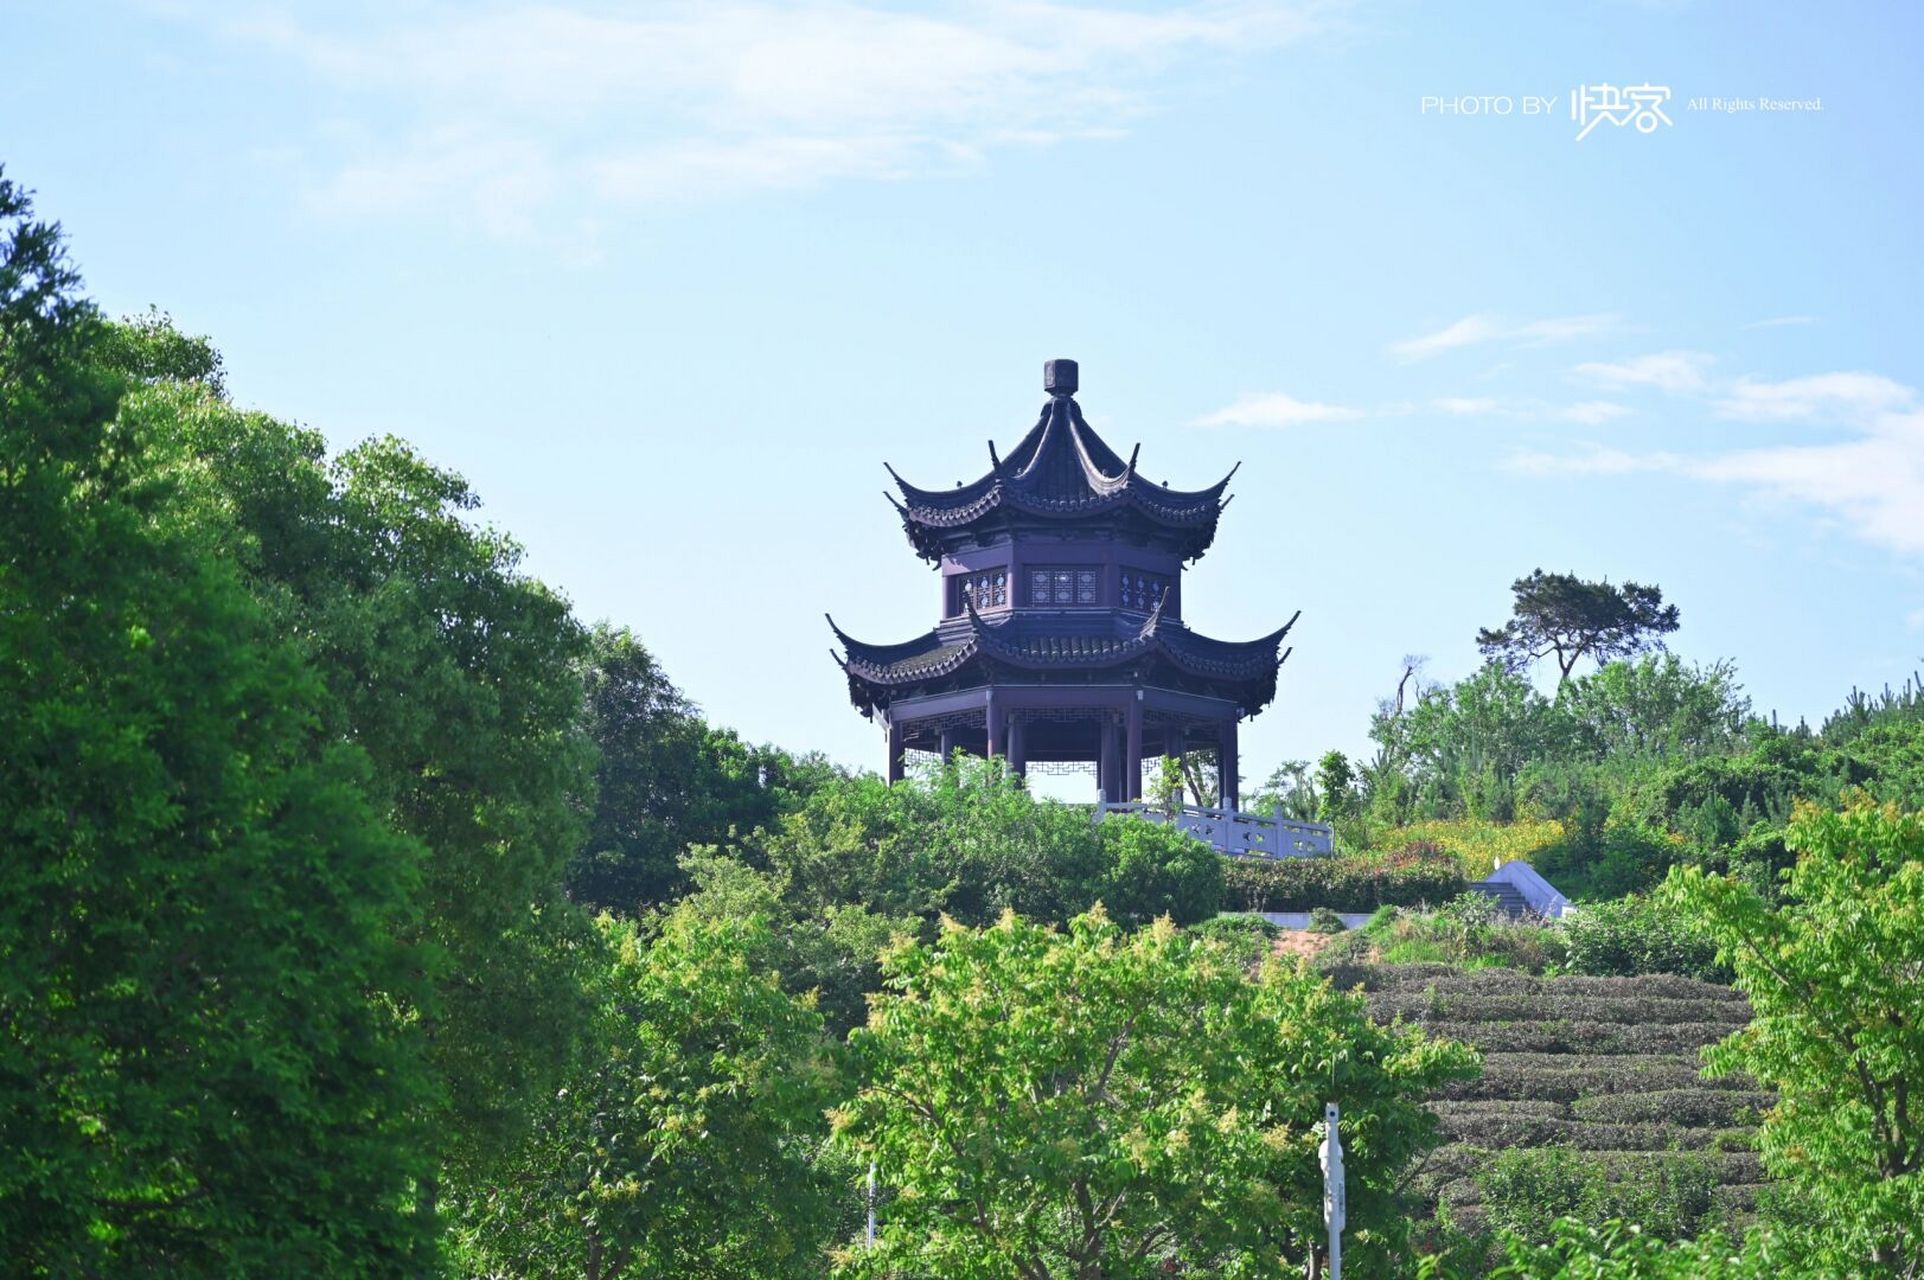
[1467,879,1531,918]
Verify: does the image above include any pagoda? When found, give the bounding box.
[829,359,1297,806]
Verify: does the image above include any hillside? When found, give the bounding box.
[1330,963,1769,1242]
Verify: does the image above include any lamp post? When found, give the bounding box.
[1319,1101,1346,1280]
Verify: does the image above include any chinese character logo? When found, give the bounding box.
[1571,83,1673,140]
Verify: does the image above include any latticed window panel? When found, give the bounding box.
[1119,570,1171,612]
[957,569,1008,611]
[1028,566,1101,606]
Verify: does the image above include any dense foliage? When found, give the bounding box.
[1,171,435,1273]
[1663,802,1924,1277]
[837,910,1478,1279]
[447,910,845,1280]
[1222,849,1465,913]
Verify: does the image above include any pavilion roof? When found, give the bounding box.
[828,604,1297,717]
[887,386,1235,562]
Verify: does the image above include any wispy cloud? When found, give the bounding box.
[1513,372,1924,555]
[1433,396,1501,416]
[1572,350,1713,394]
[1507,446,1680,477]
[1558,400,1632,425]
[1191,392,1365,429]
[1714,371,1914,423]
[1389,312,1618,362]
[197,2,1330,236]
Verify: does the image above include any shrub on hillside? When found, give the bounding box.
[1189,913,1280,968]
[1476,1147,1720,1245]
[1222,851,1465,913]
[1094,815,1224,926]
[1558,893,1729,982]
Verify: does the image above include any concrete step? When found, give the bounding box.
[1467,881,1531,918]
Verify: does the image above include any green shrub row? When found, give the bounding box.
[1439,1053,1759,1102]
[1570,1088,1771,1128]
[1221,853,1465,913]
[1470,1146,1725,1245]
[1433,1112,1745,1152]
[1355,965,1746,1004]
[1368,989,1750,1028]
[1418,1019,1738,1056]
[1421,1145,1764,1189]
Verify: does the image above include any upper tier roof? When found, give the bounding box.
[887,368,1236,562]
[828,601,1298,718]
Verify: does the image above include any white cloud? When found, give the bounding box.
[1191,392,1365,429]
[198,2,1329,233]
[1558,400,1632,425]
[1714,372,1914,423]
[1390,316,1500,362]
[1390,312,1618,362]
[1506,447,1680,477]
[1515,376,1924,555]
[1572,350,1713,394]
[1434,396,1501,416]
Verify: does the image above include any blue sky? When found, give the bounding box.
[5,1,1922,791]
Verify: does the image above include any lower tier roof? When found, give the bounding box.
[829,604,1297,718]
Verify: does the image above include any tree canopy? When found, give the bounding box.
[1662,801,1924,1277]
[836,909,1477,1279]
[1478,571,1680,684]
[0,169,435,1275]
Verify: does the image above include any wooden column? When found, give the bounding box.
[938,727,958,763]
[1124,696,1143,802]
[1007,713,1026,779]
[1099,718,1122,803]
[985,690,1004,760]
[886,718,905,784]
[1219,719,1240,811]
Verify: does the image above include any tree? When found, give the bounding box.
[0,171,434,1273]
[1478,571,1680,684]
[1316,749,1358,820]
[112,319,601,1189]
[568,623,832,912]
[447,910,846,1280]
[1662,801,1924,1276]
[95,305,225,393]
[836,909,1477,1279]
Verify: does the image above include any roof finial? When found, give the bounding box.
[1043,357,1078,398]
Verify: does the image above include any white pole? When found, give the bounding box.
[1319,1101,1345,1280]
[866,1159,876,1249]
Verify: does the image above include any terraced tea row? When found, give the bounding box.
[1339,963,1767,1240]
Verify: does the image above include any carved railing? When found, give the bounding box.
[1095,801,1333,859]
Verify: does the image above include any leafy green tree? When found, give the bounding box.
[0,171,433,1273]
[1094,816,1224,928]
[95,305,225,393]
[674,847,917,1036]
[1316,748,1358,820]
[1478,570,1680,684]
[111,322,599,1187]
[448,910,846,1280]
[835,909,1477,1279]
[1662,801,1924,1276]
[756,755,1112,926]
[567,623,841,912]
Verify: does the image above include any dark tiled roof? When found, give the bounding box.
[888,392,1234,561]
[829,607,1297,714]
